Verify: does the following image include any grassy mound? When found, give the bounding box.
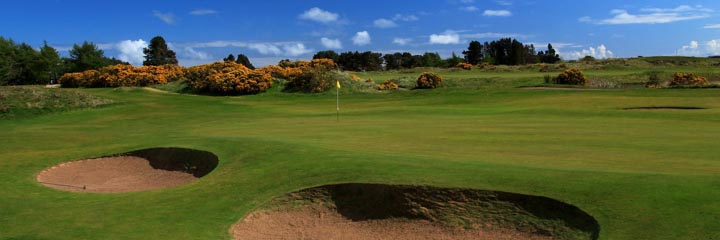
[0,86,114,118]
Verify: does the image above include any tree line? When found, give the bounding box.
[1,34,562,85]
[309,38,560,71]
[462,38,560,65]
[0,36,183,86]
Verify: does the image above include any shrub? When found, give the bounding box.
[543,74,552,84]
[283,59,339,93]
[456,63,473,70]
[416,72,442,89]
[184,62,273,95]
[377,80,399,90]
[477,62,491,68]
[58,70,101,88]
[350,74,363,81]
[645,72,663,88]
[669,72,709,87]
[581,56,596,63]
[553,68,587,85]
[539,64,551,72]
[59,64,185,88]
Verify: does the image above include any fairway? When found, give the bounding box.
[1,74,720,239]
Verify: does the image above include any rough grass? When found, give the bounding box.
[0,86,114,118]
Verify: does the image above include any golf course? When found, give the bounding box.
[1,61,719,239]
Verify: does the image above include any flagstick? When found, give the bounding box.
[336,83,339,122]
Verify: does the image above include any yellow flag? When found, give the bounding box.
[336,80,341,89]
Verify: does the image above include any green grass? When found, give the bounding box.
[1,66,720,239]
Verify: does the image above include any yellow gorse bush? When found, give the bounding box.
[59,64,184,88]
[282,59,339,93]
[185,61,273,95]
[670,72,709,87]
[417,72,442,89]
[554,68,588,86]
[59,59,340,95]
[456,63,473,70]
[377,80,399,90]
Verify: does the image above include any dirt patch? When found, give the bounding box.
[231,183,600,240]
[36,147,218,193]
[623,106,707,110]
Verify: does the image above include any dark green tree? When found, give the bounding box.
[39,41,62,83]
[11,43,42,85]
[0,37,18,85]
[421,52,443,67]
[223,54,236,62]
[382,53,402,70]
[313,50,339,63]
[142,36,178,66]
[68,41,107,72]
[462,41,484,65]
[443,52,463,68]
[235,53,255,69]
[509,39,524,65]
[539,44,561,63]
[337,51,383,71]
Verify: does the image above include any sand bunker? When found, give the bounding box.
[37,147,218,193]
[232,183,600,240]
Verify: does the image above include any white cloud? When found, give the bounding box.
[374,18,397,28]
[677,39,720,56]
[247,43,282,55]
[461,32,530,39]
[494,0,512,6]
[430,31,460,44]
[460,6,479,12]
[582,5,711,25]
[578,16,593,23]
[299,7,338,24]
[182,47,211,61]
[483,10,512,17]
[709,40,720,55]
[392,14,419,21]
[562,44,615,60]
[352,31,371,46]
[190,9,217,15]
[115,39,147,65]
[320,37,342,49]
[282,43,313,56]
[641,5,712,13]
[96,43,115,51]
[179,41,312,57]
[153,11,176,24]
[392,38,412,46]
[704,24,720,29]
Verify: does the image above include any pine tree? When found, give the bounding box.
[143,36,178,66]
[462,41,484,65]
[223,54,236,62]
[235,54,255,69]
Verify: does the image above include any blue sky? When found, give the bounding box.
[1,0,719,66]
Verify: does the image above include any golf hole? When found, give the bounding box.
[36,147,218,193]
[232,183,600,240]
